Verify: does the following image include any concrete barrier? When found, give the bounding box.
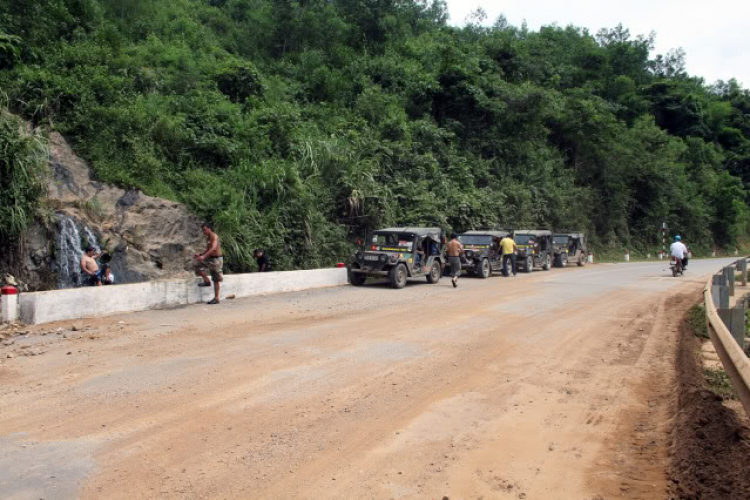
[19,268,349,325]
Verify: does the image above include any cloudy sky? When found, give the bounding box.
[445,0,750,88]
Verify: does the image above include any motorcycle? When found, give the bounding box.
[670,256,684,277]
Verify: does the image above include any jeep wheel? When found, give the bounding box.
[349,268,367,286]
[389,263,407,289]
[478,258,490,279]
[560,254,568,267]
[426,262,441,284]
[577,253,586,267]
[542,254,551,271]
[524,256,533,273]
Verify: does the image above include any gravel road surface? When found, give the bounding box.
[0,259,736,499]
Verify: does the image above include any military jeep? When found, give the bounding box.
[458,230,509,278]
[513,230,554,273]
[552,233,588,267]
[348,227,445,289]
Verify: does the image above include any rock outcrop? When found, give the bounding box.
[19,132,204,290]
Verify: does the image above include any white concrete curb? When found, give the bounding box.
[19,268,349,325]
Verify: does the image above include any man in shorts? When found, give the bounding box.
[80,246,112,286]
[446,233,464,288]
[194,222,223,304]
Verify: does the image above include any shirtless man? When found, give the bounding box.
[446,233,464,288]
[80,246,111,286]
[194,222,223,305]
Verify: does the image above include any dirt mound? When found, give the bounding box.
[670,318,750,499]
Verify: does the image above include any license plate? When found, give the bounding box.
[365,255,379,261]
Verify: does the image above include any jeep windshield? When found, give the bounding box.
[459,235,493,245]
[515,234,535,245]
[370,233,415,251]
[553,236,569,245]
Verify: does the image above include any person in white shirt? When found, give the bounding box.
[670,235,689,270]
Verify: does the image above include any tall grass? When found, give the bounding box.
[0,103,49,243]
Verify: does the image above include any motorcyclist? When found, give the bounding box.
[670,235,689,271]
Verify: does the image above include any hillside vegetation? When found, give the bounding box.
[1,0,749,272]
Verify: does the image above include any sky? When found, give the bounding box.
[445,0,750,88]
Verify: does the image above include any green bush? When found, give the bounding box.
[0,109,49,241]
[687,304,709,339]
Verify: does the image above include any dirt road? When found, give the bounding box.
[0,259,736,499]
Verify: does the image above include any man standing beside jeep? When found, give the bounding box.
[446,233,463,288]
[500,234,518,277]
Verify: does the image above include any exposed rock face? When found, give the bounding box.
[24,132,204,290]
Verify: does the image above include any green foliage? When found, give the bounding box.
[687,304,708,339]
[703,367,737,400]
[1,0,749,273]
[0,32,22,69]
[0,109,49,240]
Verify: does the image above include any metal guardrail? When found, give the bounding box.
[703,258,750,417]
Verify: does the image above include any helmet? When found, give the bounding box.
[675,235,681,241]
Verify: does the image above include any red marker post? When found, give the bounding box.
[1,286,19,323]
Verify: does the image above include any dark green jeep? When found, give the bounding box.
[513,229,554,273]
[458,230,509,278]
[552,233,588,267]
[348,227,445,289]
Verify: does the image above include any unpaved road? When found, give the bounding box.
[0,259,736,499]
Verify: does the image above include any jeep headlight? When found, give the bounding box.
[389,254,398,263]
[356,251,363,261]
[379,254,387,262]
[466,250,473,258]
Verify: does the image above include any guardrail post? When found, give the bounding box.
[739,259,748,287]
[712,284,730,310]
[723,266,736,296]
[717,308,746,349]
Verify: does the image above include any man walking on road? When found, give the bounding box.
[446,233,464,288]
[194,222,223,305]
[500,234,518,277]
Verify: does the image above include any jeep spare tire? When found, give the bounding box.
[389,263,407,289]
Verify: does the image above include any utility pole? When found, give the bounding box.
[660,222,667,259]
